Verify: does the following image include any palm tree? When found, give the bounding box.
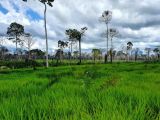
[79,27,88,64]
[23,0,55,67]
[127,42,133,61]
[40,0,54,68]
[100,10,112,63]
[7,22,24,55]
[66,27,87,64]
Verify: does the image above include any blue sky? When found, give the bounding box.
[26,9,42,21]
[0,4,8,14]
[12,2,20,12]
[0,0,160,53]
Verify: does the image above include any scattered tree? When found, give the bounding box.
[58,40,68,62]
[0,46,8,60]
[39,0,55,67]
[66,27,87,64]
[30,49,45,59]
[67,39,77,60]
[22,33,35,59]
[100,10,112,63]
[134,48,140,61]
[23,0,55,67]
[109,28,119,63]
[73,51,79,59]
[145,48,151,61]
[127,42,133,61]
[92,49,101,63]
[153,48,160,60]
[55,49,63,64]
[112,50,117,61]
[7,22,24,55]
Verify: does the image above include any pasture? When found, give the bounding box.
[0,62,160,120]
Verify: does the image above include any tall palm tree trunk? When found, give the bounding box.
[128,52,130,61]
[44,3,49,68]
[105,23,109,63]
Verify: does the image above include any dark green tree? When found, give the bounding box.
[153,48,160,60]
[7,22,24,54]
[55,49,63,65]
[58,40,68,62]
[0,46,8,60]
[30,49,45,58]
[66,27,87,64]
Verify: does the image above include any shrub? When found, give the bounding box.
[0,60,43,69]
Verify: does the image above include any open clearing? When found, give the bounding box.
[0,63,160,120]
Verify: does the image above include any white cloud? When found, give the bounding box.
[0,0,160,53]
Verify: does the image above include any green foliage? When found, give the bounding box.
[39,0,54,7]
[30,49,45,56]
[7,22,24,37]
[7,22,24,47]
[66,29,81,41]
[0,63,160,120]
[0,60,43,69]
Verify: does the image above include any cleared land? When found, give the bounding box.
[0,63,160,120]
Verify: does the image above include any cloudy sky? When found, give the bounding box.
[0,0,160,53]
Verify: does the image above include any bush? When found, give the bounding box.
[0,60,43,69]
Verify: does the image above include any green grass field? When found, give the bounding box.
[0,63,160,120]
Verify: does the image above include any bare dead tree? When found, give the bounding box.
[22,33,35,59]
[127,42,133,61]
[109,28,119,63]
[99,10,112,63]
[145,48,151,61]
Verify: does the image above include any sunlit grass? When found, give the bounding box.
[0,63,160,120]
